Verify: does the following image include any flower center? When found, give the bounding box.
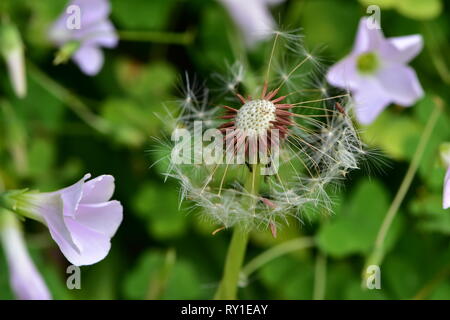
[235,99,276,136]
[356,52,379,74]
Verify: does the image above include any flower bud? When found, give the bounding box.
[53,40,80,65]
[0,21,26,98]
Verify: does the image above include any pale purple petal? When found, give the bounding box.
[72,45,104,76]
[81,20,118,48]
[219,0,281,47]
[76,201,123,237]
[388,35,423,64]
[444,167,450,209]
[353,17,384,54]
[48,0,110,44]
[377,64,424,106]
[0,214,51,300]
[62,218,113,266]
[81,175,115,203]
[57,174,90,217]
[352,78,391,125]
[48,14,72,45]
[36,194,80,254]
[69,0,110,28]
[326,54,359,90]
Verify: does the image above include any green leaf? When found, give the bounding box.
[258,255,314,299]
[123,250,202,299]
[383,231,450,299]
[3,73,64,132]
[28,139,56,179]
[0,250,14,299]
[302,0,360,56]
[410,191,450,234]
[111,0,177,30]
[359,0,396,8]
[361,110,421,161]
[132,182,188,240]
[344,280,388,299]
[116,60,176,101]
[317,179,402,257]
[101,98,151,147]
[359,0,442,20]
[396,0,442,21]
[194,5,235,70]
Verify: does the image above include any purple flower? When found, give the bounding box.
[48,0,118,76]
[218,0,285,47]
[326,17,424,124]
[18,174,123,266]
[444,167,450,209]
[0,211,51,300]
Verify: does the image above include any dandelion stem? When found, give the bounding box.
[213,226,249,300]
[214,165,260,300]
[240,237,315,281]
[365,97,443,270]
[117,30,195,45]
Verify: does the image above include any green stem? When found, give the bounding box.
[214,165,260,300]
[27,62,111,134]
[240,237,315,282]
[118,30,195,45]
[313,252,327,300]
[366,97,443,268]
[214,226,249,300]
[412,262,450,300]
[147,248,176,300]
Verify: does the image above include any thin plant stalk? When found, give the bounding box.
[27,62,111,134]
[240,237,315,281]
[365,97,443,269]
[118,30,195,45]
[146,248,176,300]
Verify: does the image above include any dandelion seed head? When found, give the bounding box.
[156,29,368,233]
[235,99,277,136]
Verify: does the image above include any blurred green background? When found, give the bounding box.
[1,0,450,300]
